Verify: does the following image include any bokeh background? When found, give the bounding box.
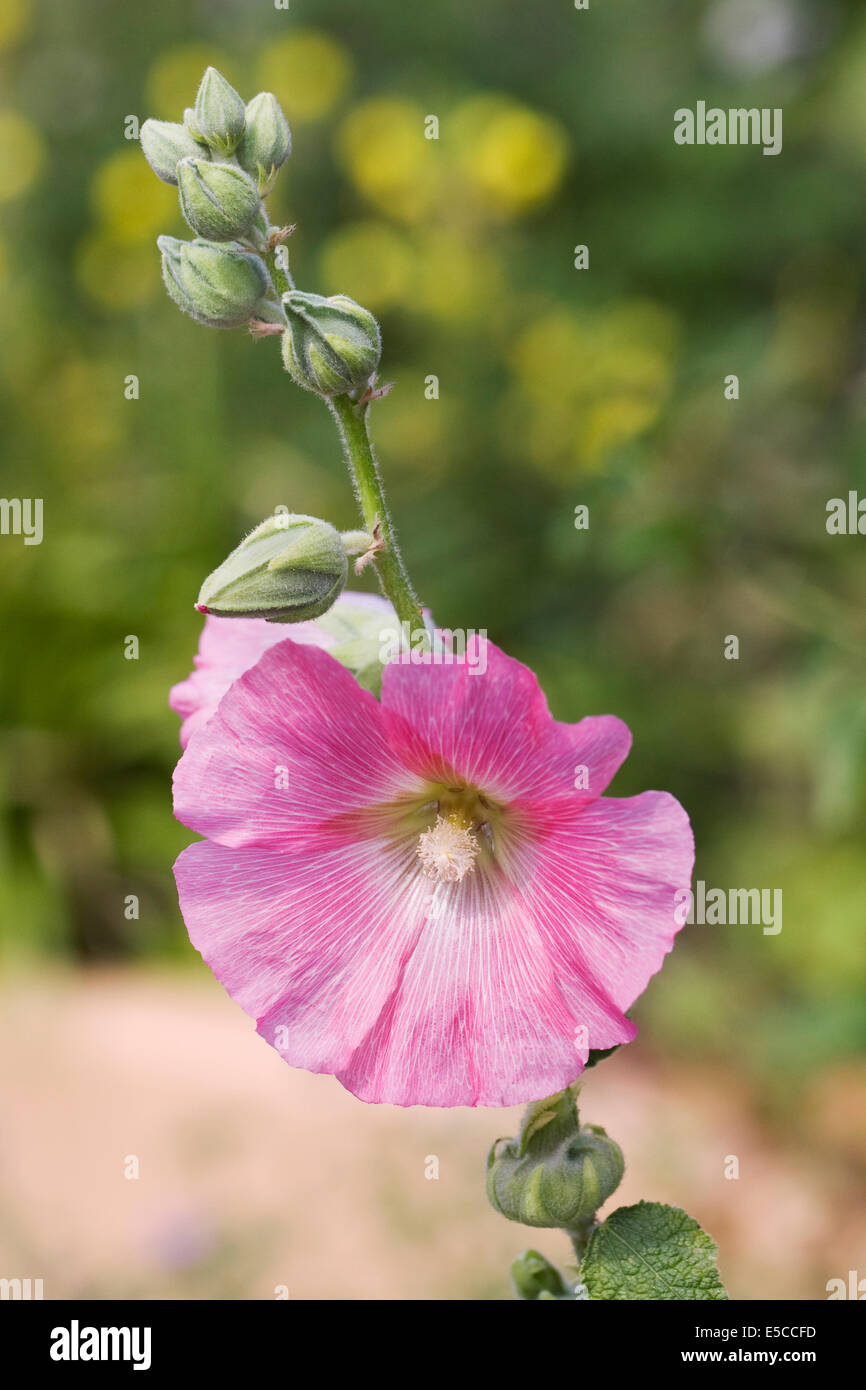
[1,0,865,1299]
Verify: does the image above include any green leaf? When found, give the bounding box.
[580,1201,729,1300]
[584,1043,621,1069]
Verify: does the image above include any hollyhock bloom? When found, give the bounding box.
[172,613,693,1107]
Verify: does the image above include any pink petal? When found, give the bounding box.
[337,865,597,1106]
[519,790,695,1020]
[381,638,631,802]
[170,615,321,750]
[174,835,432,1077]
[173,639,423,851]
[170,591,393,748]
[174,834,589,1107]
[174,791,689,1108]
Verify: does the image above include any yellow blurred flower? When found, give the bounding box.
[511,309,591,402]
[511,396,580,473]
[510,300,678,474]
[0,0,28,51]
[513,301,677,402]
[319,220,414,313]
[0,110,45,202]
[257,31,352,123]
[597,299,680,360]
[90,149,178,243]
[415,230,503,324]
[336,97,438,222]
[453,95,569,216]
[146,45,239,119]
[75,233,161,310]
[579,396,662,468]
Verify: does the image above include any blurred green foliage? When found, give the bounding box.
[1,0,865,1095]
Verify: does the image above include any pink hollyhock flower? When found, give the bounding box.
[172,612,693,1107]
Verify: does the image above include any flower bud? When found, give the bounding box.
[197,514,348,622]
[192,66,246,155]
[486,1085,624,1230]
[140,119,206,185]
[281,291,381,397]
[236,92,292,195]
[510,1250,572,1301]
[183,107,207,141]
[177,158,260,241]
[158,236,281,329]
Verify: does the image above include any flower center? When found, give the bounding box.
[416,810,480,884]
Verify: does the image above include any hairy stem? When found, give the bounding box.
[265,244,293,297]
[568,1217,597,1265]
[328,393,422,632]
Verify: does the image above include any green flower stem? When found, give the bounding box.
[265,242,293,297]
[568,1216,597,1264]
[329,393,422,634]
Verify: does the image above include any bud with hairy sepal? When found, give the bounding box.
[510,1250,573,1301]
[183,108,208,143]
[192,66,246,155]
[236,92,291,195]
[486,1085,624,1231]
[158,236,283,330]
[197,514,348,622]
[177,158,260,242]
[281,291,381,398]
[141,119,206,185]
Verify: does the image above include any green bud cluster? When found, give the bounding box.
[142,66,390,632]
[486,1085,624,1231]
[141,64,384,400]
[196,513,348,623]
[140,67,293,331]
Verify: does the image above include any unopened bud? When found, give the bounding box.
[281,291,381,398]
[158,236,282,329]
[140,119,206,185]
[197,514,348,622]
[192,66,246,155]
[183,107,206,141]
[177,158,260,241]
[236,92,292,195]
[486,1085,624,1231]
[510,1250,572,1301]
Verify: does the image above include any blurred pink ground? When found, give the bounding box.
[0,967,862,1300]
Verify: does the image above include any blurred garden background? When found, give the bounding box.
[1,0,865,1298]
